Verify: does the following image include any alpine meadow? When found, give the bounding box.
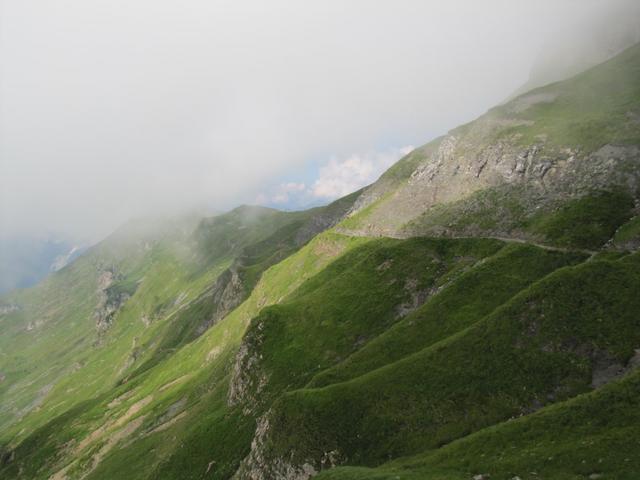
[1,3,640,480]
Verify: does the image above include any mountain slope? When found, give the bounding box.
[1,43,640,480]
[0,196,356,448]
[318,365,640,480]
[340,43,640,244]
[240,251,640,478]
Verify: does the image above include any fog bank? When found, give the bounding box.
[1,0,638,242]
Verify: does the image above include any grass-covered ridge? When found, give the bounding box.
[309,243,587,388]
[0,195,357,452]
[253,251,640,475]
[403,187,637,250]
[1,42,640,480]
[527,190,636,249]
[229,237,506,412]
[3,233,638,480]
[0,229,369,479]
[317,368,640,480]
[498,42,640,151]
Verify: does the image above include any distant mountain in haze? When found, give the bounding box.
[0,236,85,294]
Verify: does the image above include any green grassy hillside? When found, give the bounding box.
[252,251,640,475]
[0,196,356,449]
[1,43,639,480]
[0,230,370,479]
[318,367,640,480]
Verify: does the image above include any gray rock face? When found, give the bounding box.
[591,348,640,388]
[195,266,246,336]
[0,304,20,316]
[93,269,131,333]
[234,411,335,480]
[228,318,269,414]
[342,124,640,238]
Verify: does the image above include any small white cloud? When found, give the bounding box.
[272,193,289,204]
[254,193,269,205]
[254,147,413,208]
[311,146,413,200]
[283,182,306,192]
[256,182,307,205]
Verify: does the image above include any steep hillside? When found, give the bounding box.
[0,197,356,447]
[1,43,639,480]
[0,229,370,480]
[242,251,640,478]
[318,364,640,480]
[340,43,640,244]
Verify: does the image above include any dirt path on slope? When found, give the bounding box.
[335,227,597,256]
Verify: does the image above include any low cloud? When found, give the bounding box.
[256,182,306,205]
[2,0,638,241]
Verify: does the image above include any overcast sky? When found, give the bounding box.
[1,0,638,242]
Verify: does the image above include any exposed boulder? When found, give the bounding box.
[93,269,134,334]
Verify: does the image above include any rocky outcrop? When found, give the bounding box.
[395,277,432,318]
[336,52,640,238]
[195,266,246,336]
[0,304,19,316]
[233,412,331,480]
[228,317,269,414]
[591,348,640,388]
[93,269,132,333]
[343,124,640,238]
